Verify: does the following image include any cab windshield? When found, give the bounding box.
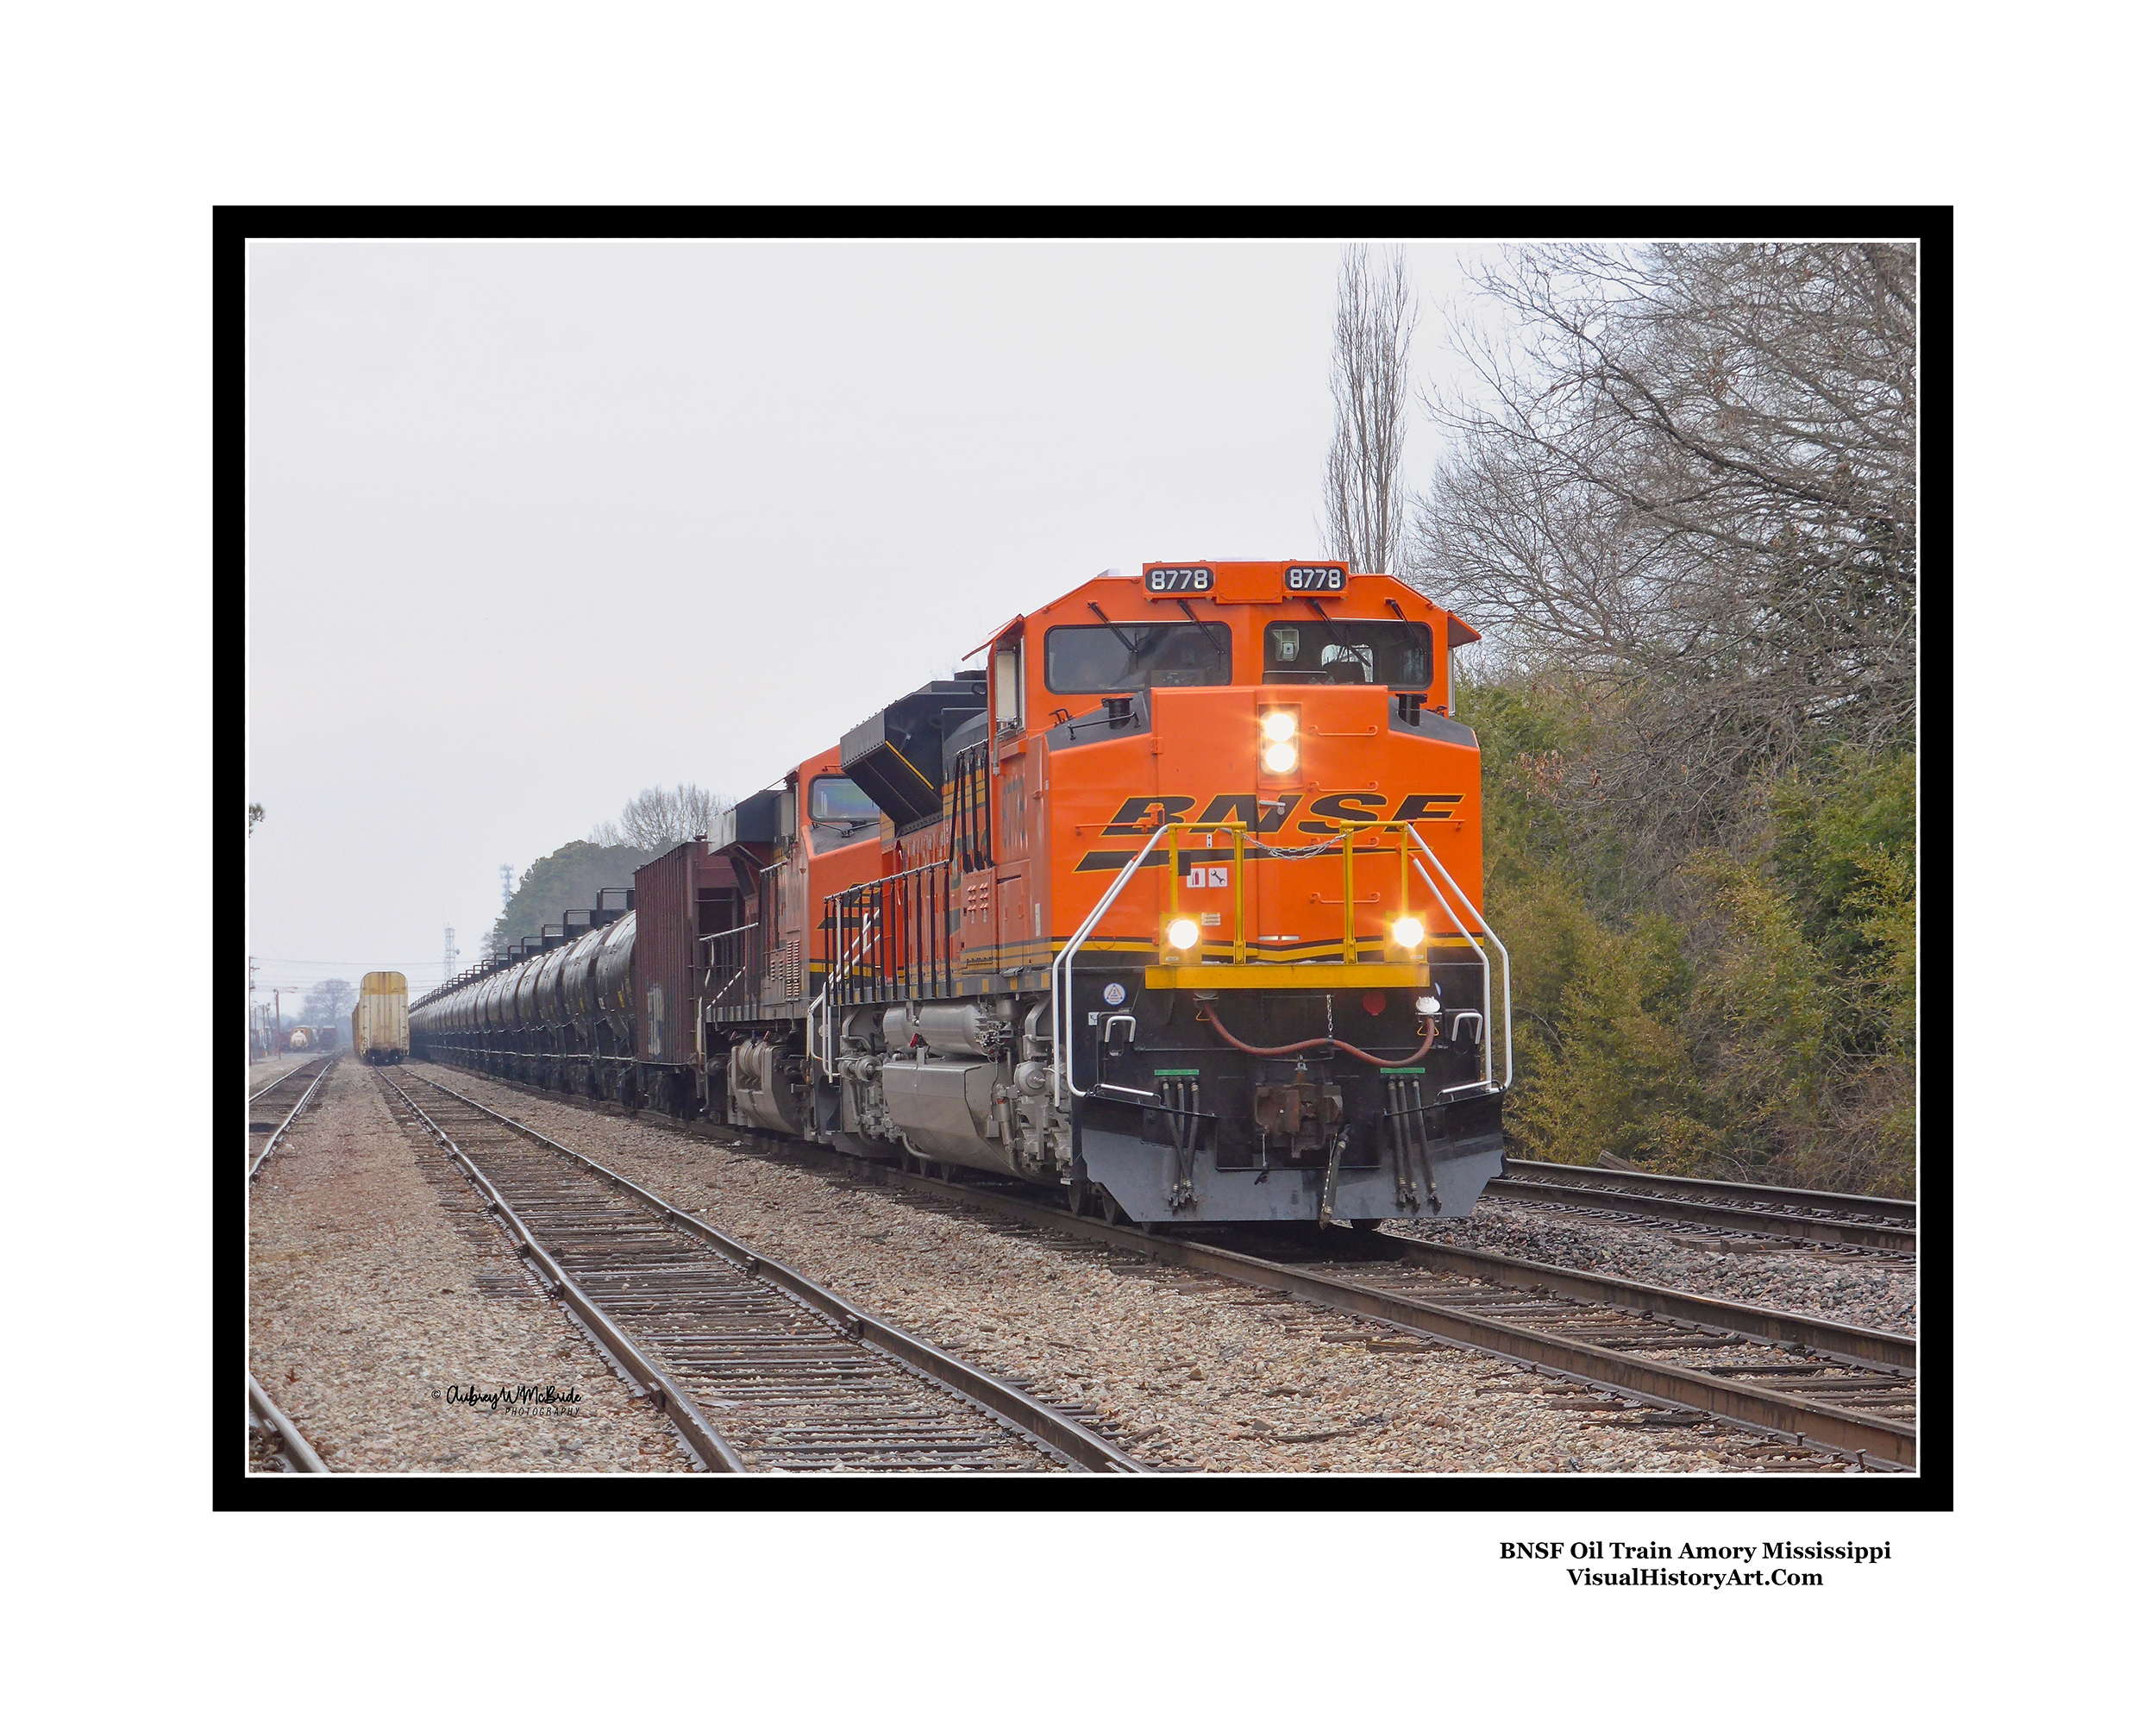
[1263,619,1433,689]
[809,775,881,847]
[1044,623,1232,693]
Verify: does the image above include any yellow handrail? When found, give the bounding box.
[1140,819,1445,965]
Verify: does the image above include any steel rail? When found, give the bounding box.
[1483,1176,1917,1253]
[248,1371,330,1473]
[1501,1157,1917,1226]
[415,1063,1915,1468]
[249,1054,331,1107]
[248,1055,338,1182]
[1376,1236,1914,1372]
[835,1172,1917,1468]
[396,1071,1143,1475]
[381,1075,748,1472]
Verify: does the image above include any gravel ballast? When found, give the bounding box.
[247,1061,693,1474]
[412,1067,1864,1474]
[1390,1198,1917,1335]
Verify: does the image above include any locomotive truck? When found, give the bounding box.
[411,561,1510,1227]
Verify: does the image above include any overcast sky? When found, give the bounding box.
[244,241,1498,1005]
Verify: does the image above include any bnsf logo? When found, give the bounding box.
[1099,791,1462,837]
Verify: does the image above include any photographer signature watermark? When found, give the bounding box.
[433,1383,586,1415]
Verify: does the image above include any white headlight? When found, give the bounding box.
[1262,740,1298,774]
[1167,917,1201,951]
[1261,709,1297,743]
[1391,916,1426,950]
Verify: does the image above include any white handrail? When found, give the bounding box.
[814,900,887,1079]
[1044,821,1510,1107]
[1409,857,1494,1094]
[1403,826,1513,1095]
[1050,825,1173,1106]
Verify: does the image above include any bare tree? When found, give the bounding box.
[302,976,358,1026]
[1407,242,1915,846]
[589,783,730,850]
[1322,245,1419,574]
[248,801,264,835]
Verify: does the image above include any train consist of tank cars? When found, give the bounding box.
[412,561,1511,1227]
[351,971,409,1064]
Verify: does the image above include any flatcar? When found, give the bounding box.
[412,561,1510,1226]
[352,971,409,1064]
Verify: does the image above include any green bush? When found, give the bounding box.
[1457,679,1915,1195]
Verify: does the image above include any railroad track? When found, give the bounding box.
[856,1184,1916,1469]
[413,1063,1918,1471]
[378,1070,1143,1475]
[248,1055,336,1180]
[249,1054,332,1111]
[248,1371,329,1473]
[1485,1157,1917,1254]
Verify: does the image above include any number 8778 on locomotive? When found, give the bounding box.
[412,560,1512,1230]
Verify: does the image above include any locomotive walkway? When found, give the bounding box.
[377,1071,1144,1475]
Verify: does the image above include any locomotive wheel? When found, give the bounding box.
[1067,1177,1092,1215]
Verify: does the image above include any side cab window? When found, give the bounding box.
[994,637,1024,733]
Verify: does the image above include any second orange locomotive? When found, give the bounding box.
[413,560,1511,1227]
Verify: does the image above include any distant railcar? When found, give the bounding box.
[352,971,409,1063]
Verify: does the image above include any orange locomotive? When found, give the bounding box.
[711,558,1509,1226]
[413,560,1511,1227]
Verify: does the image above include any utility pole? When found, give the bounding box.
[273,989,282,1038]
[248,956,260,1061]
[500,864,514,907]
[443,925,460,987]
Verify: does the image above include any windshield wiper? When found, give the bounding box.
[1305,598,1353,653]
[1087,601,1143,656]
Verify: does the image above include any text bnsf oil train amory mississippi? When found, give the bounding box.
[410,561,1514,1227]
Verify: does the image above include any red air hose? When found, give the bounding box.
[1201,1006,1438,1069]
